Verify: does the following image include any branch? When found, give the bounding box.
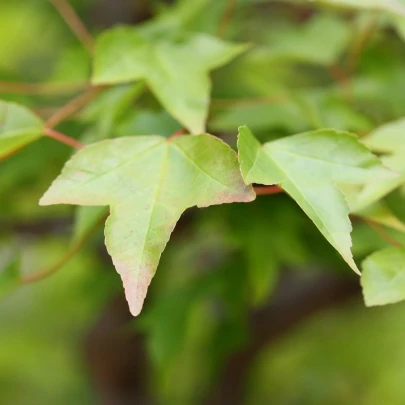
[364,219,403,248]
[327,63,352,102]
[45,86,103,128]
[21,210,107,284]
[48,0,94,54]
[44,128,84,149]
[253,185,284,196]
[346,16,378,74]
[168,129,185,140]
[217,0,237,38]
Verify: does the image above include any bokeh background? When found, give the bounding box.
[2,0,405,404]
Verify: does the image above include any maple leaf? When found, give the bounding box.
[40,134,255,315]
[238,126,393,273]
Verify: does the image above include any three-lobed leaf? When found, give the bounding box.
[40,134,255,316]
[92,28,247,134]
[237,126,393,273]
[362,247,405,306]
[0,100,44,159]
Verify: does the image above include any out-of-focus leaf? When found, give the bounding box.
[300,89,374,132]
[362,247,405,306]
[141,0,215,36]
[116,109,181,138]
[40,135,255,315]
[352,118,405,211]
[0,101,43,158]
[0,258,20,299]
[81,83,144,142]
[352,44,405,120]
[352,154,405,211]
[225,198,308,305]
[73,206,107,244]
[210,100,309,135]
[48,45,90,83]
[238,126,393,273]
[355,202,405,232]
[261,14,350,65]
[92,28,247,133]
[363,117,405,152]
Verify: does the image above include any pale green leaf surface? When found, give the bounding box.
[361,247,405,306]
[40,135,255,315]
[363,117,405,153]
[92,28,247,133]
[355,202,405,232]
[262,14,350,65]
[352,119,405,211]
[117,110,180,138]
[238,126,393,273]
[0,101,43,158]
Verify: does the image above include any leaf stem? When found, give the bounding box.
[168,129,185,140]
[44,128,84,149]
[253,185,284,196]
[21,211,107,284]
[327,63,352,102]
[217,0,237,38]
[346,15,378,74]
[364,219,403,248]
[45,86,103,128]
[48,0,94,54]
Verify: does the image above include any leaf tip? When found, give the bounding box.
[120,269,154,317]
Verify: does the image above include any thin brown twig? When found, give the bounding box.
[21,211,108,284]
[364,218,403,248]
[0,81,88,95]
[346,16,378,75]
[45,86,103,128]
[48,0,94,54]
[327,63,352,102]
[0,146,27,163]
[253,185,284,196]
[217,0,237,38]
[168,129,185,140]
[44,127,84,149]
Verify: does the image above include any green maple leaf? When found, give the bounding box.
[40,134,255,315]
[237,126,393,273]
[362,247,405,306]
[0,100,43,159]
[92,27,247,134]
